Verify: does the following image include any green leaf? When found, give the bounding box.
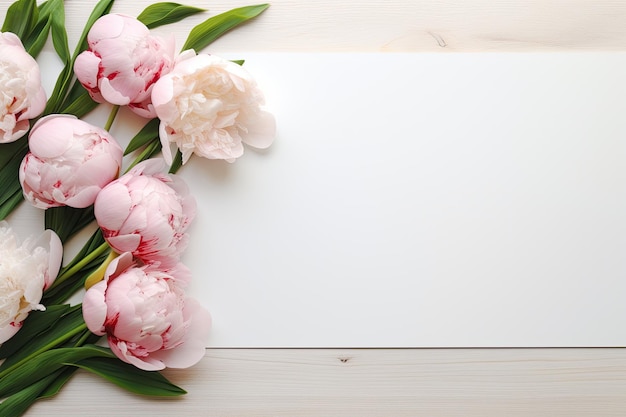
[125,118,160,155]
[126,139,163,172]
[137,2,205,29]
[169,150,184,174]
[45,205,95,243]
[48,0,70,64]
[181,4,269,52]
[41,262,99,305]
[38,367,78,399]
[24,19,51,57]
[0,139,28,220]
[0,332,99,413]
[22,0,57,57]
[60,82,98,117]
[1,0,38,40]
[0,305,85,376]
[0,369,65,416]
[43,231,109,305]
[0,345,113,398]
[0,189,25,220]
[45,0,115,114]
[0,305,71,359]
[0,136,28,168]
[60,89,99,117]
[73,357,187,396]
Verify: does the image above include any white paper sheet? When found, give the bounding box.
[11,52,626,347]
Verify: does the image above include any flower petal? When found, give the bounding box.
[83,281,108,335]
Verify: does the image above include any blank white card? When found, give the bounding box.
[13,53,626,347]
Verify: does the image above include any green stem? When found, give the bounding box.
[74,329,95,347]
[104,105,120,131]
[51,242,110,289]
[0,323,88,379]
[125,139,160,173]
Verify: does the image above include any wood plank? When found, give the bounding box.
[27,349,626,416]
[59,0,626,52]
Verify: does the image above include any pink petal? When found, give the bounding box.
[114,343,165,371]
[99,78,132,105]
[20,87,46,120]
[94,182,132,230]
[64,185,102,208]
[151,74,175,115]
[0,32,23,47]
[150,298,211,368]
[74,51,103,90]
[129,158,167,177]
[88,14,127,43]
[105,252,135,279]
[241,110,276,149]
[31,229,63,289]
[82,281,108,335]
[28,115,77,158]
[107,234,141,254]
[158,122,176,165]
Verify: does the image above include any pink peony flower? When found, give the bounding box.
[94,159,196,268]
[0,221,62,343]
[19,114,124,209]
[74,14,175,118]
[0,32,46,143]
[152,51,275,164]
[82,252,210,371]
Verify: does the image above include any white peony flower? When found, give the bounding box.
[0,32,47,143]
[152,51,276,164]
[0,221,63,343]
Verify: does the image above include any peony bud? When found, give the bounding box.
[74,14,176,118]
[94,159,196,268]
[20,114,124,209]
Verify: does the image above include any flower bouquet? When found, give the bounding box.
[0,0,274,414]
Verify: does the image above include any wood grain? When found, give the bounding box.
[25,348,626,416]
[61,0,626,52]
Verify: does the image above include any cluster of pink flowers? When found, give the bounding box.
[2,12,275,371]
[84,158,205,371]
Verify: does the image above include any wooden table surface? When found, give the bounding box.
[1,0,625,415]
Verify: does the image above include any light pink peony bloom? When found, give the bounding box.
[74,14,175,118]
[0,32,46,143]
[0,221,62,343]
[152,51,276,164]
[94,159,196,268]
[19,115,124,209]
[82,252,210,371]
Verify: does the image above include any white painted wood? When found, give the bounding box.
[60,0,626,52]
[25,349,626,416]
